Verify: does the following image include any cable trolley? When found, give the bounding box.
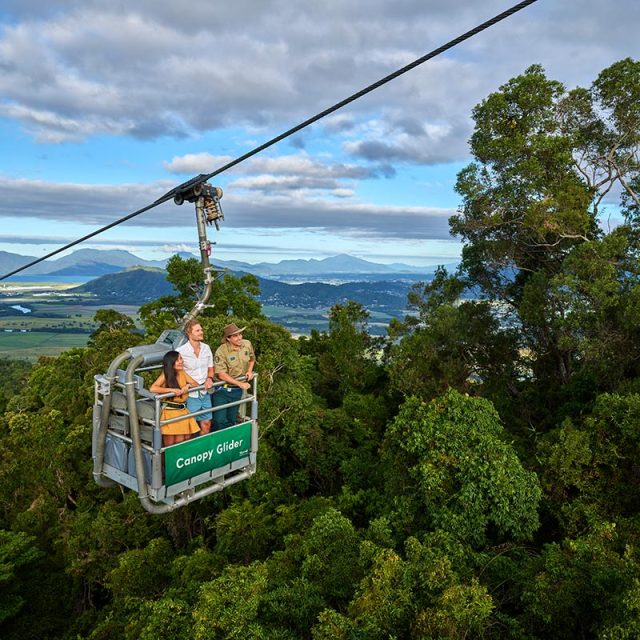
[91,182,258,513]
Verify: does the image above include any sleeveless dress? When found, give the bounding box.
[160,371,200,436]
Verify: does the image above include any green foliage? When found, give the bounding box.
[0,359,30,415]
[548,226,640,394]
[539,393,640,535]
[300,508,362,602]
[169,545,224,592]
[124,597,194,640]
[452,64,594,296]
[25,348,93,421]
[598,578,640,640]
[389,267,519,404]
[260,577,326,638]
[214,500,277,564]
[246,316,382,498]
[193,562,269,640]
[312,608,358,640]
[0,529,73,640]
[106,537,174,599]
[302,301,386,406]
[90,308,135,337]
[0,407,90,532]
[88,308,143,355]
[0,530,42,624]
[61,494,166,608]
[382,390,541,546]
[347,547,414,639]
[138,255,263,334]
[450,58,640,431]
[413,580,494,639]
[521,523,640,638]
[317,534,494,640]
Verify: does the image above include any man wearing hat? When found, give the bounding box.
[212,323,255,431]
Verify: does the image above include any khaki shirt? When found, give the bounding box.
[214,339,255,379]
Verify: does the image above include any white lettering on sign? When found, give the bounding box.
[217,439,243,455]
[173,439,245,469]
[176,449,214,469]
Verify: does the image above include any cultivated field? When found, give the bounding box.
[1,283,397,361]
[0,331,90,360]
[0,280,138,361]
[261,305,395,336]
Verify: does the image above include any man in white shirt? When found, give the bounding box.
[177,320,214,434]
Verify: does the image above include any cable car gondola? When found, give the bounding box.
[91,182,258,513]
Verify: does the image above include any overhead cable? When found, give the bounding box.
[0,0,540,281]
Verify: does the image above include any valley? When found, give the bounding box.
[0,272,413,360]
[0,249,442,359]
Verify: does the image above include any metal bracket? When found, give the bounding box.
[94,374,111,395]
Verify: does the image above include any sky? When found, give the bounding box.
[0,0,638,271]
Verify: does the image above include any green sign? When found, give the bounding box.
[164,421,252,486]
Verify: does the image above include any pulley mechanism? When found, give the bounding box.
[173,181,224,230]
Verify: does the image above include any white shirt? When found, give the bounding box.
[176,340,213,397]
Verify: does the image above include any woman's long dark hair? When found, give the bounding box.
[162,350,180,389]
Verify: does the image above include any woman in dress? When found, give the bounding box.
[150,350,200,446]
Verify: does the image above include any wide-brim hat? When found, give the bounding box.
[222,323,246,341]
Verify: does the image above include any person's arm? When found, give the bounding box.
[245,357,255,381]
[204,365,214,390]
[150,373,189,396]
[203,346,215,389]
[245,341,256,381]
[184,372,200,388]
[216,370,251,390]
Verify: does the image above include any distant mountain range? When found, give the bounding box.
[0,248,453,281]
[217,253,438,279]
[0,248,168,277]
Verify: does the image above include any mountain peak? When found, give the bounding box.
[319,254,384,268]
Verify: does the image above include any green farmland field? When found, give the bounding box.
[0,283,396,361]
[0,331,90,360]
[0,281,140,360]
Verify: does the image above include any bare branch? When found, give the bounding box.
[610,157,640,208]
[259,406,291,437]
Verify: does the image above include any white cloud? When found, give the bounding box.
[1,0,636,151]
[160,243,195,254]
[0,103,130,142]
[164,153,234,174]
[163,151,381,197]
[333,188,354,198]
[0,176,454,241]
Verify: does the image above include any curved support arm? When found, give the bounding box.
[179,277,213,331]
[178,195,215,331]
